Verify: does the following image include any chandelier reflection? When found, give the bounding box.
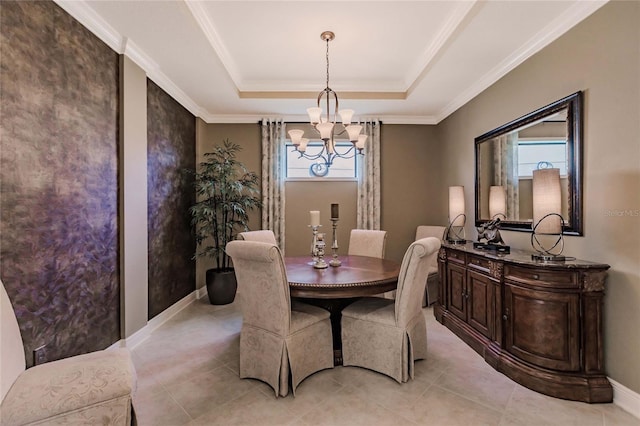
[287,31,367,177]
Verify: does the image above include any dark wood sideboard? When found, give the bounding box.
[434,242,612,403]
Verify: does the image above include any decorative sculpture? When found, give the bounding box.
[477,217,505,245]
[474,218,510,253]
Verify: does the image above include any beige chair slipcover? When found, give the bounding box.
[415,225,446,306]
[237,230,278,245]
[341,237,441,383]
[347,229,387,258]
[225,240,334,397]
[1,280,137,425]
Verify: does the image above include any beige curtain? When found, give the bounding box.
[493,132,519,219]
[357,119,381,230]
[261,118,286,252]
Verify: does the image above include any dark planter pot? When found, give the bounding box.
[206,268,237,305]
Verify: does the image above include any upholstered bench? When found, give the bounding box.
[1,282,137,425]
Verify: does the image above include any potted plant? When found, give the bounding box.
[189,139,261,304]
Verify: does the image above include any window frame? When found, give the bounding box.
[284,139,359,182]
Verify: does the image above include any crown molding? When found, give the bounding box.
[184,0,241,91]
[53,0,207,121]
[203,114,436,125]
[405,0,478,91]
[54,0,122,52]
[238,91,406,100]
[434,0,608,123]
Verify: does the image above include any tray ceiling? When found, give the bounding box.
[55,0,607,124]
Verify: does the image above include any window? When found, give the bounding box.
[518,139,567,178]
[285,141,358,179]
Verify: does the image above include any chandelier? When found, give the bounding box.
[287,31,367,177]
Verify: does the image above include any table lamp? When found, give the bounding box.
[489,186,507,220]
[446,186,466,243]
[530,168,569,261]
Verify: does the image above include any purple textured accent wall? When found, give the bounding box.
[0,1,120,366]
[147,80,196,319]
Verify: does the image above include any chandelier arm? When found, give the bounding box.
[332,144,357,158]
[293,147,326,162]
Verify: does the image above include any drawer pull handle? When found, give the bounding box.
[503,314,508,321]
[532,274,539,280]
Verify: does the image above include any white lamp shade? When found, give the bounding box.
[338,109,354,125]
[307,107,322,124]
[489,186,507,218]
[532,168,562,234]
[288,129,304,145]
[316,122,334,140]
[345,124,362,142]
[449,186,465,227]
[298,138,309,152]
[356,134,367,149]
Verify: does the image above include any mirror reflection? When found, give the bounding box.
[475,92,583,235]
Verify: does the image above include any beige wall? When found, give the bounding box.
[285,181,357,257]
[195,123,443,267]
[436,1,640,393]
[381,125,445,262]
[194,122,262,290]
[119,55,149,337]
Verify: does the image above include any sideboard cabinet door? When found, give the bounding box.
[504,283,580,372]
[447,263,467,322]
[468,270,495,340]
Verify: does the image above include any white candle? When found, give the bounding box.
[310,210,320,227]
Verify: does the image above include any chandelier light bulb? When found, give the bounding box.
[298,138,309,152]
[288,129,304,146]
[316,122,334,141]
[346,124,362,142]
[307,107,322,125]
[339,109,354,125]
[356,134,367,149]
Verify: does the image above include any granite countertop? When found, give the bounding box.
[441,241,610,270]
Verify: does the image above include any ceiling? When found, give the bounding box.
[55,0,607,124]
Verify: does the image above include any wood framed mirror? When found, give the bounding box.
[475,91,583,235]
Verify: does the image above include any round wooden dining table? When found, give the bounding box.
[285,255,401,364]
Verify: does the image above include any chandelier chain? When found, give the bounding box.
[325,38,330,90]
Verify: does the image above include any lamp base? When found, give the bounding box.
[446,238,466,244]
[473,242,510,254]
[531,253,567,262]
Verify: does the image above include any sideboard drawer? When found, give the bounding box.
[504,265,577,288]
[468,255,491,274]
[447,249,466,265]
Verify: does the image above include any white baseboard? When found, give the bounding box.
[108,289,202,351]
[196,285,208,300]
[611,378,640,419]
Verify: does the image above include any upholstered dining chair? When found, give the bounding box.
[415,225,446,306]
[1,280,137,425]
[225,240,334,397]
[348,229,387,258]
[341,237,441,383]
[237,230,278,245]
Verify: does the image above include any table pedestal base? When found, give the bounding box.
[296,297,359,366]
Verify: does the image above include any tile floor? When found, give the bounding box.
[131,297,638,426]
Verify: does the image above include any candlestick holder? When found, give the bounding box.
[314,233,329,269]
[329,218,341,267]
[309,225,321,265]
